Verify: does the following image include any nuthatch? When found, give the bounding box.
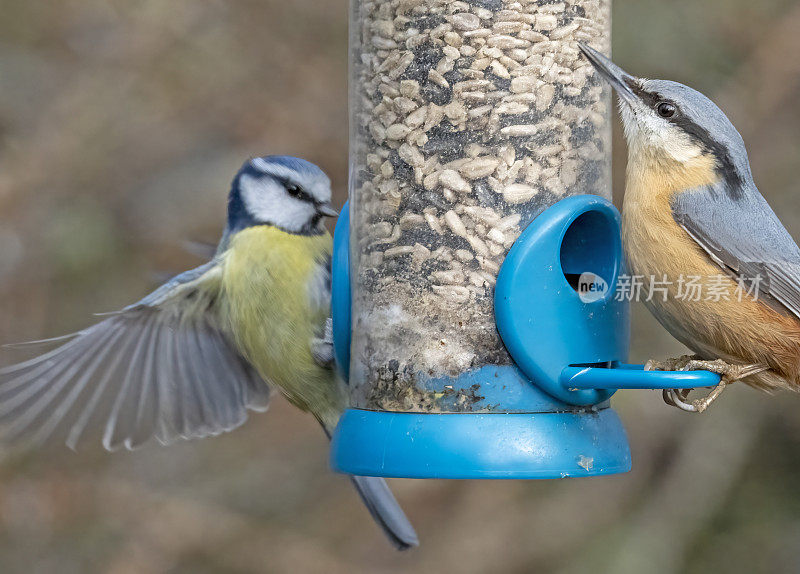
[0,156,418,549]
[579,44,800,413]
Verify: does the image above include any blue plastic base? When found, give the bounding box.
[330,408,631,479]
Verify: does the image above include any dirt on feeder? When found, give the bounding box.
[364,360,489,412]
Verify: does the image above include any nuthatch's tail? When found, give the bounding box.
[349,475,419,550]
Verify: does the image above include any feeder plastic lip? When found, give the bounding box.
[330,407,631,479]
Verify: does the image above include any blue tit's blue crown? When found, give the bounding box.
[226,155,332,236]
[257,155,328,180]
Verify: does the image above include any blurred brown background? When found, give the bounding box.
[1,0,800,572]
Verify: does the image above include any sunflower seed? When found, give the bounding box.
[350,0,611,402]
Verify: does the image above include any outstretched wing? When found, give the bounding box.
[671,179,800,319]
[0,260,271,451]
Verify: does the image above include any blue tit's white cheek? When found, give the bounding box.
[251,157,332,205]
[239,174,316,232]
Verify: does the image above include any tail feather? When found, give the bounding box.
[349,475,419,550]
[320,416,418,550]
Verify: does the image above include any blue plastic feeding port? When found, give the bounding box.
[331,201,351,381]
[330,195,718,480]
[495,195,626,406]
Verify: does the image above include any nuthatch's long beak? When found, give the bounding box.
[578,43,637,104]
[318,203,339,217]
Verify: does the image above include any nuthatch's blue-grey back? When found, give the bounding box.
[580,44,800,411]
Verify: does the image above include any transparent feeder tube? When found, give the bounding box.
[349,0,611,412]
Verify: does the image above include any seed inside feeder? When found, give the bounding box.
[349,0,611,412]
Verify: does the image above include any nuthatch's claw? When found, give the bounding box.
[690,380,729,413]
[653,357,771,414]
[663,388,698,412]
[662,384,726,413]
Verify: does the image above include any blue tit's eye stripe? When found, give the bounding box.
[278,177,315,204]
[248,158,316,203]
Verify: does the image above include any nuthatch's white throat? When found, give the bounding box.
[580,44,800,412]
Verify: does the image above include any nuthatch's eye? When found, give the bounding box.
[657,102,677,118]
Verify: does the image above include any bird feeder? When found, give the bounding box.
[330,0,719,478]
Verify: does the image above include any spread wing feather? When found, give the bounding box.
[0,261,271,450]
[671,179,800,320]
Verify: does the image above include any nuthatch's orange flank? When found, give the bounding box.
[580,44,800,412]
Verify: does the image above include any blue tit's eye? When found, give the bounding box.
[284,181,314,203]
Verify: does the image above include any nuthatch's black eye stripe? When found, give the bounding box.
[669,115,744,196]
[627,82,680,119]
[625,78,661,109]
[624,80,744,195]
[624,80,679,117]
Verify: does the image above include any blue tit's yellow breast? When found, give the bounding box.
[220,225,336,412]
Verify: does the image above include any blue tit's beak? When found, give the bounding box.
[578,43,637,104]
[318,203,339,218]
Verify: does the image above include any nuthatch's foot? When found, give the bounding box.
[666,379,729,413]
[644,354,697,373]
[646,357,770,413]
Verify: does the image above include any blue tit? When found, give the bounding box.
[0,155,418,550]
[580,44,800,413]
